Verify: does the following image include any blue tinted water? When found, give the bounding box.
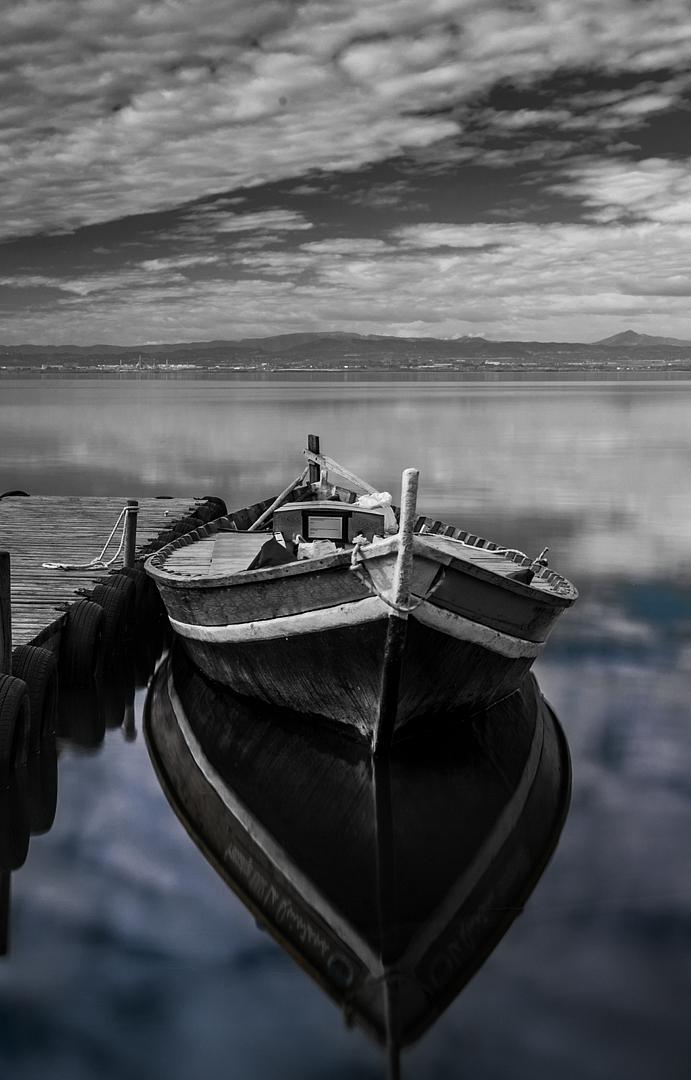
[0,375,689,1079]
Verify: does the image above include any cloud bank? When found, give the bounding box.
[2,0,691,239]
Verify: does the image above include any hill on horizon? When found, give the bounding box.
[594,329,691,348]
[2,328,691,371]
[3,328,691,352]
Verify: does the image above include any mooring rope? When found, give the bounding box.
[42,505,135,571]
[350,537,445,615]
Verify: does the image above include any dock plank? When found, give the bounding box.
[0,495,208,648]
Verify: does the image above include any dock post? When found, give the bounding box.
[307,434,320,486]
[373,469,419,756]
[0,551,11,676]
[123,501,139,568]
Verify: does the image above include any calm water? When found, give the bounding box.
[1,375,690,1079]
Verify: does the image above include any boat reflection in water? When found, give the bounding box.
[144,647,572,1077]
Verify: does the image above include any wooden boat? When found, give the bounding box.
[145,437,577,750]
[144,647,571,1069]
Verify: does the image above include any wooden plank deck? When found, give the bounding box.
[165,533,270,578]
[0,495,207,648]
[417,533,557,593]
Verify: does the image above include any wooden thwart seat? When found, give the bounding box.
[165,532,271,578]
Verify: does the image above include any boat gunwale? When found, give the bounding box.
[144,492,577,605]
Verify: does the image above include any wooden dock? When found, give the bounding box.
[1,495,219,653]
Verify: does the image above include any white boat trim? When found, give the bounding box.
[404,696,545,969]
[169,594,388,642]
[414,600,543,658]
[168,594,542,658]
[165,669,384,975]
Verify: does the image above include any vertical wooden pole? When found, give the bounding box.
[391,469,419,609]
[307,434,320,485]
[0,551,11,676]
[373,469,419,756]
[123,500,139,568]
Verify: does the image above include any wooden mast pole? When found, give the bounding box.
[373,468,419,756]
[307,434,320,486]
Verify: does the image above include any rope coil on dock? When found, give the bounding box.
[42,505,137,571]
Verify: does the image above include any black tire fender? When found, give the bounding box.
[60,600,104,686]
[90,582,134,653]
[0,779,30,871]
[10,645,58,750]
[24,743,58,835]
[0,674,31,785]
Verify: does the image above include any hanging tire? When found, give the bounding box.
[0,674,31,785]
[98,572,137,610]
[57,684,105,750]
[101,572,137,600]
[119,567,153,626]
[94,574,137,623]
[120,566,146,602]
[10,645,58,750]
[199,496,227,520]
[60,600,104,686]
[0,778,30,871]
[24,742,58,835]
[90,582,134,654]
[100,668,133,730]
[124,566,164,626]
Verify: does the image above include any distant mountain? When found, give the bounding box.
[2,330,691,370]
[595,330,691,348]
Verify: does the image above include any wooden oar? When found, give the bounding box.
[247,467,310,532]
[305,449,398,533]
[303,450,379,495]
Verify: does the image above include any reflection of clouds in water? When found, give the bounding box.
[556,598,657,645]
[3,697,382,1078]
[538,657,691,910]
[407,653,691,1080]
[548,580,691,670]
[567,525,688,577]
[2,631,689,1076]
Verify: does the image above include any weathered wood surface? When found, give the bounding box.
[145,468,576,739]
[0,495,207,648]
[178,614,536,739]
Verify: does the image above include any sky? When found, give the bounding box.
[1,0,691,346]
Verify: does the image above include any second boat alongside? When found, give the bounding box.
[145,438,577,748]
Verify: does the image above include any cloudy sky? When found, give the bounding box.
[1,0,691,345]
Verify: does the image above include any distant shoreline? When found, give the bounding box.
[3,366,691,379]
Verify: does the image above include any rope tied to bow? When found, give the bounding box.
[349,535,444,615]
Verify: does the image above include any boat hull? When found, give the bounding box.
[178,612,536,740]
[153,544,567,741]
